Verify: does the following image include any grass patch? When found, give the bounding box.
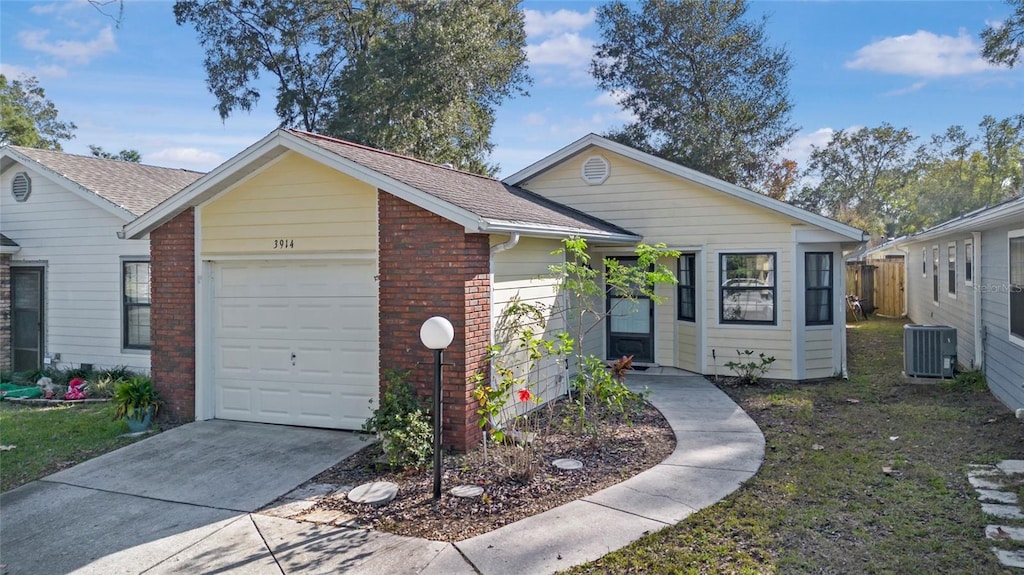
[0,401,152,492]
[564,317,1024,574]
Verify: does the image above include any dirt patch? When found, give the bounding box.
[286,399,674,542]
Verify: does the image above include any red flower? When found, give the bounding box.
[517,388,532,403]
[69,378,84,387]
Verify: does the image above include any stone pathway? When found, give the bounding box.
[970,460,1024,568]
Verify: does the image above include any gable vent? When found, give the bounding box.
[11,172,31,202]
[581,155,610,185]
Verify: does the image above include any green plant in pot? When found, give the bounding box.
[112,375,161,432]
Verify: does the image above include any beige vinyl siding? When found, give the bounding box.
[804,328,836,378]
[201,152,377,256]
[491,236,567,419]
[1,162,150,371]
[905,237,977,367]
[523,152,800,379]
[676,321,699,371]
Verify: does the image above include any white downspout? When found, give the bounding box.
[972,231,983,368]
[488,232,521,345]
[898,246,910,317]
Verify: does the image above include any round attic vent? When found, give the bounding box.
[11,172,31,202]
[580,155,610,185]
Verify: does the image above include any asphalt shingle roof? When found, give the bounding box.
[289,130,637,239]
[6,146,204,217]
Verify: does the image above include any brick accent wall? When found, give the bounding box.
[150,208,196,422]
[0,254,10,372]
[378,191,490,453]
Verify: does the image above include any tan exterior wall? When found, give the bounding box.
[521,150,807,379]
[200,152,377,256]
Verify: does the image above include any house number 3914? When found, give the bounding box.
[273,239,294,249]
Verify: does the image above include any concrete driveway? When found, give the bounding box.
[0,420,364,575]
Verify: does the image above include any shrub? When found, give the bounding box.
[724,350,776,384]
[361,369,433,470]
[942,369,988,392]
[571,355,648,432]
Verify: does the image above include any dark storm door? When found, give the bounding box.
[606,257,655,363]
[12,267,44,371]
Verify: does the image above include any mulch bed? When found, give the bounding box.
[308,399,675,541]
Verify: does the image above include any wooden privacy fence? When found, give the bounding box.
[845,259,905,318]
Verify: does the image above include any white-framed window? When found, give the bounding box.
[805,252,833,326]
[932,246,939,303]
[720,252,776,325]
[123,260,151,350]
[922,247,927,276]
[947,242,957,298]
[1010,230,1024,347]
[677,254,696,322]
[965,237,974,286]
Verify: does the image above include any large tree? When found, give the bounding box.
[792,124,919,238]
[982,0,1024,67]
[0,75,76,151]
[174,0,529,175]
[591,0,797,189]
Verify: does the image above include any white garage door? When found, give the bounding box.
[212,260,377,429]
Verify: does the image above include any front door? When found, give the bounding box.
[606,257,654,363]
[12,267,44,371]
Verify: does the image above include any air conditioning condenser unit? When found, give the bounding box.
[903,325,957,378]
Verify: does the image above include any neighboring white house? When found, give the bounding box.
[892,195,1024,412]
[0,146,202,373]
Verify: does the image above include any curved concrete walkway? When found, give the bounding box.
[0,373,763,575]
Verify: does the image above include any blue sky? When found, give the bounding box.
[1,1,1022,179]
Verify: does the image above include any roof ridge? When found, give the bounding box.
[288,129,499,184]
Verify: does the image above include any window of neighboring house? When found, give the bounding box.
[948,242,957,297]
[123,261,151,350]
[677,253,696,321]
[965,238,974,286]
[922,247,927,276]
[932,246,939,303]
[805,252,833,326]
[720,252,776,324]
[1011,232,1024,345]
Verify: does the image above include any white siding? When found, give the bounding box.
[490,236,566,419]
[905,236,977,368]
[521,151,815,380]
[979,224,1024,411]
[1,162,150,371]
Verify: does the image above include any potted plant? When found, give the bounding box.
[112,375,161,432]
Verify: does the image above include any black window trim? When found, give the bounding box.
[719,251,777,326]
[965,237,974,286]
[122,259,151,351]
[1010,231,1024,346]
[677,253,696,322]
[805,252,833,326]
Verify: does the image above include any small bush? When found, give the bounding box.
[361,369,433,470]
[942,369,988,392]
[724,350,776,384]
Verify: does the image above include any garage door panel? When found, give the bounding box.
[212,260,378,430]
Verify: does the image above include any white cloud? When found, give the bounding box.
[522,112,547,127]
[527,33,594,67]
[18,25,117,64]
[588,90,637,124]
[845,29,998,77]
[0,62,68,79]
[782,128,835,169]
[884,81,927,96]
[524,8,596,39]
[147,147,225,171]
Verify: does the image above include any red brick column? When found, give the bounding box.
[378,192,490,453]
[150,208,196,421]
[0,254,11,372]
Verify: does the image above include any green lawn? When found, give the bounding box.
[565,317,1024,574]
[0,401,152,492]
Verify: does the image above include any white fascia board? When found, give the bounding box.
[2,149,135,222]
[0,245,20,255]
[126,129,487,239]
[504,133,867,242]
[480,219,640,244]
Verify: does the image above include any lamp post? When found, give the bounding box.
[419,316,454,500]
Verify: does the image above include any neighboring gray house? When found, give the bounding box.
[0,146,202,373]
[893,195,1024,411]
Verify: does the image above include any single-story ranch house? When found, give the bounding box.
[0,146,202,373]
[125,129,866,451]
[890,195,1024,412]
